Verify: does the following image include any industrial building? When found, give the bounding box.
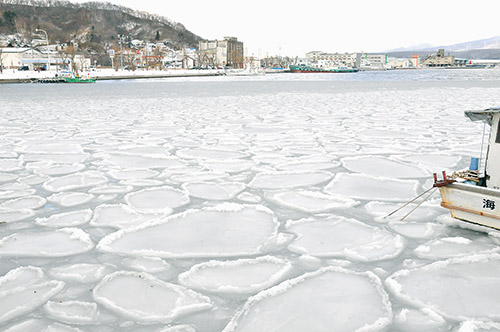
[423,49,455,67]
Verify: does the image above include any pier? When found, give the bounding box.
[0,68,226,84]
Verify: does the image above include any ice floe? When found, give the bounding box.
[182,182,246,200]
[265,190,359,213]
[394,308,447,332]
[325,173,419,201]
[202,160,255,173]
[341,155,430,178]
[396,153,462,170]
[178,256,293,296]
[168,171,229,184]
[90,204,152,229]
[43,172,108,192]
[388,221,447,239]
[249,171,332,189]
[0,208,36,222]
[121,256,172,273]
[107,168,159,180]
[34,164,86,176]
[276,160,340,172]
[0,188,36,200]
[222,267,391,332]
[0,159,23,172]
[413,237,500,259]
[365,201,446,223]
[93,271,212,323]
[286,217,405,261]
[236,192,262,203]
[0,173,18,183]
[386,254,500,321]
[97,204,281,258]
[177,147,248,160]
[159,325,197,332]
[0,266,64,324]
[44,301,98,325]
[124,186,189,214]
[88,184,133,194]
[47,192,94,207]
[456,321,500,332]
[43,322,85,332]
[1,196,46,210]
[104,153,184,169]
[0,228,93,257]
[35,209,93,227]
[22,153,90,164]
[17,141,84,154]
[49,263,109,283]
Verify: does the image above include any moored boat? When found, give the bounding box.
[434,107,500,230]
[289,64,358,73]
[59,70,96,83]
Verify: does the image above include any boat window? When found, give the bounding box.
[497,120,500,143]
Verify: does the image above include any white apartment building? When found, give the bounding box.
[359,53,387,70]
[306,51,362,68]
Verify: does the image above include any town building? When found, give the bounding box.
[423,49,454,67]
[0,47,90,71]
[0,47,43,69]
[198,37,244,68]
[359,53,387,70]
[306,51,362,68]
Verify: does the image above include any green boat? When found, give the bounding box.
[289,64,358,73]
[59,71,96,83]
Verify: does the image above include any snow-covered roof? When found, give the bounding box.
[465,107,500,125]
[0,47,32,53]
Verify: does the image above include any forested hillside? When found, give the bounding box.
[0,0,201,63]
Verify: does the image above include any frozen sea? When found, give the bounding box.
[1,69,500,332]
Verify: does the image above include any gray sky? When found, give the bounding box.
[72,0,500,57]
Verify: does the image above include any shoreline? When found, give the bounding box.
[0,68,226,84]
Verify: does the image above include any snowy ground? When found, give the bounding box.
[0,70,500,332]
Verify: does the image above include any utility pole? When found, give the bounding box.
[35,28,50,71]
[119,34,124,69]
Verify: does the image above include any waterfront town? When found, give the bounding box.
[1,35,500,78]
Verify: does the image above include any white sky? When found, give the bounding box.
[71,0,500,57]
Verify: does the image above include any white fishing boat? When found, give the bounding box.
[434,107,500,230]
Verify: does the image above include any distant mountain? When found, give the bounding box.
[0,0,202,64]
[386,43,436,53]
[387,36,500,53]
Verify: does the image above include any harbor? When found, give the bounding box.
[2,0,500,331]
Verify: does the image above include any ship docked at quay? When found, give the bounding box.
[288,64,358,73]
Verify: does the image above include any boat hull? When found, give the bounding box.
[63,77,96,83]
[438,182,500,230]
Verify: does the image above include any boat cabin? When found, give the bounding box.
[465,108,500,189]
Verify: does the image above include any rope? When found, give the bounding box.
[399,188,437,221]
[384,186,435,219]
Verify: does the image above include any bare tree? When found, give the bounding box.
[57,45,71,71]
[152,47,164,70]
[64,44,77,71]
[124,48,137,71]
